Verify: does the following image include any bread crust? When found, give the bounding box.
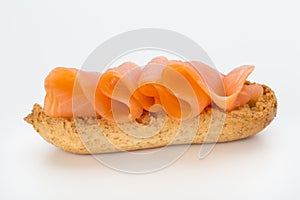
[24,84,277,154]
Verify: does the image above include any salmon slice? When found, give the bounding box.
[190,61,262,111]
[222,65,257,110]
[163,61,211,117]
[136,59,182,118]
[136,60,166,112]
[96,62,145,122]
[44,67,96,117]
[231,84,264,110]
[137,59,210,119]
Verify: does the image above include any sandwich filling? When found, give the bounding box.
[43,56,263,122]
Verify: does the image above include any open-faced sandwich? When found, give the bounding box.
[25,56,277,154]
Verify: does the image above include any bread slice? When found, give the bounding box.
[24,84,277,154]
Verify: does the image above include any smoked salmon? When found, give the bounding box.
[43,57,263,122]
[44,67,96,117]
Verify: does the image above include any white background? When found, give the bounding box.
[1,0,300,199]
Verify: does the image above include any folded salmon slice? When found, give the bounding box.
[137,60,211,119]
[135,57,186,118]
[43,57,263,121]
[95,62,144,122]
[44,67,96,117]
[189,61,263,111]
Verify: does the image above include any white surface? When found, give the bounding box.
[1,0,300,199]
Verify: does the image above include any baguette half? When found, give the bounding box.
[24,84,277,154]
